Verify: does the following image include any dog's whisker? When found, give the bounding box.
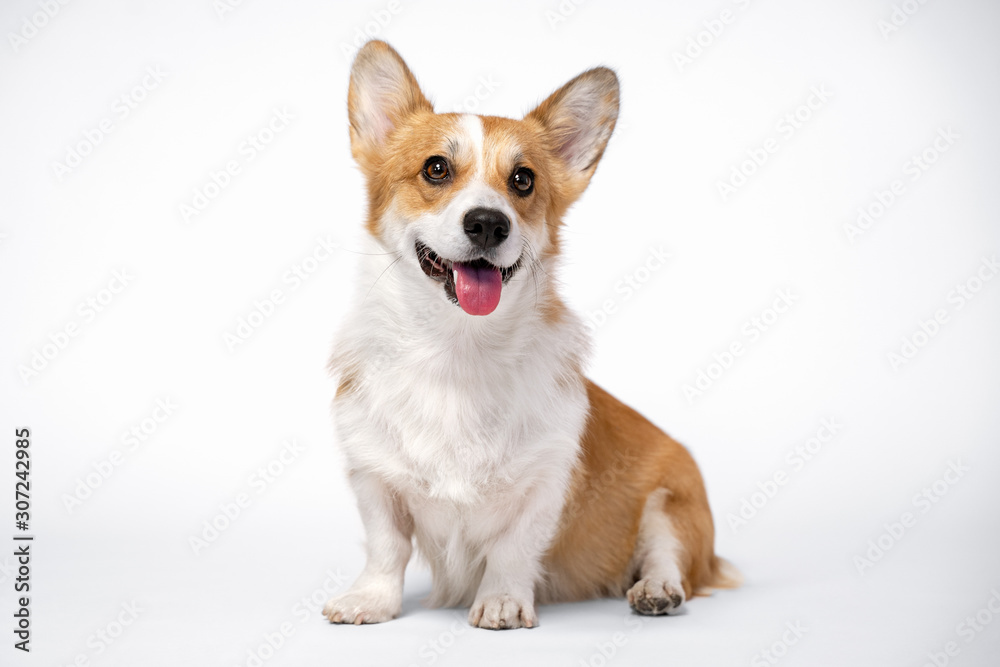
[338,248,402,256]
[361,253,403,306]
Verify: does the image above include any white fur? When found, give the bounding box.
[325,116,591,628]
[459,114,484,176]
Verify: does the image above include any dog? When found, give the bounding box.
[324,40,739,630]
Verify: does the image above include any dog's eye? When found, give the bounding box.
[423,157,450,182]
[510,167,534,196]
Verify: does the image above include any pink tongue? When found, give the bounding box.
[454,263,502,315]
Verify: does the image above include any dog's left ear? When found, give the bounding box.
[526,67,619,197]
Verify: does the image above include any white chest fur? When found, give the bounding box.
[331,254,589,603]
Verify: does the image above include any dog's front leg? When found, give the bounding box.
[324,472,412,624]
[468,483,563,630]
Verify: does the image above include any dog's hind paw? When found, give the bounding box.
[627,578,685,615]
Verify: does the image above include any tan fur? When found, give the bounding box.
[541,380,737,602]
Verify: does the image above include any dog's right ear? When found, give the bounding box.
[348,40,431,168]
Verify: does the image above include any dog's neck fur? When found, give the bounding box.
[333,235,585,385]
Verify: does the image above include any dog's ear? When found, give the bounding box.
[348,40,432,167]
[526,67,619,197]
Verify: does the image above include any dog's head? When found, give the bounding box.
[348,40,618,317]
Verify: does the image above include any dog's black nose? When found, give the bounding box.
[463,208,510,249]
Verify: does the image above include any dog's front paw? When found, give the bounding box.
[627,578,686,615]
[468,593,537,630]
[323,588,400,625]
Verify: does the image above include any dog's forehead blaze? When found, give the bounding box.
[363,112,556,247]
[479,115,552,235]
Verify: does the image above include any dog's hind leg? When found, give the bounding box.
[626,488,688,615]
[627,479,741,615]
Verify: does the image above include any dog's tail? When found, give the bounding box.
[696,556,743,596]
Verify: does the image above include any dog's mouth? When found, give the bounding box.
[416,241,520,316]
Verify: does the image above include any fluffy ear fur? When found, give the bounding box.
[525,67,619,198]
[348,40,432,169]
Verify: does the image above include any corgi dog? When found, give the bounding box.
[325,40,738,630]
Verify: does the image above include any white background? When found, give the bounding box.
[2,1,1000,666]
